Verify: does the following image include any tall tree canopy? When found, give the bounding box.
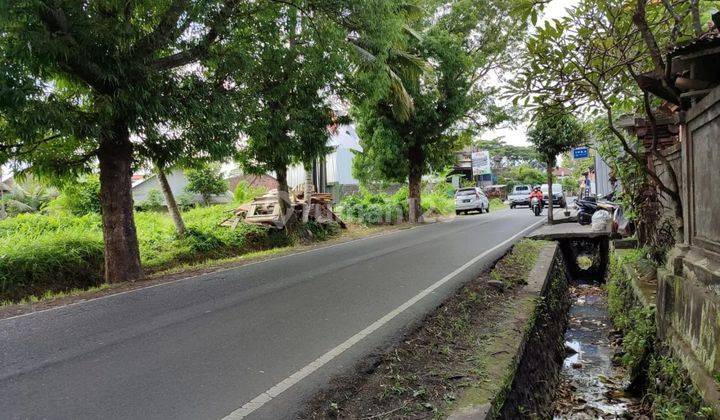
[527,105,584,222]
[0,0,400,280]
[352,0,523,222]
[510,0,715,233]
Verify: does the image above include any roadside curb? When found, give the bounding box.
[448,241,564,419]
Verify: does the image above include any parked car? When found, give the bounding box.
[454,187,489,215]
[508,185,532,208]
[540,184,567,208]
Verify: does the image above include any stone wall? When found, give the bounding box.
[657,83,720,413]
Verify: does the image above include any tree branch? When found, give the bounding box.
[38,6,115,93]
[133,0,191,58]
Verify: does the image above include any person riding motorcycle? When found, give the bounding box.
[529,187,544,207]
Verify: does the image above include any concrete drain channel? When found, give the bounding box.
[499,237,642,419]
[553,238,640,419]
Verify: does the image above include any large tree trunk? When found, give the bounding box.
[302,161,314,223]
[156,165,186,237]
[546,163,554,223]
[408,145,423,223]
[98,122,142,283]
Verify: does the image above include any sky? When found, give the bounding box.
[482,0,580,147]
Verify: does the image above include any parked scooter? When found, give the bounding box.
[531,197,542,216]
[576,192,616,225]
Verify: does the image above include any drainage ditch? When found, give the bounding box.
[499,237,643,419]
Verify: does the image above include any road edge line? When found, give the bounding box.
[222,218,545,419]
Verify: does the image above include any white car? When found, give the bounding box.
[454,187,490,215]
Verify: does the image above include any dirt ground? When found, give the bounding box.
[301,270,519,419]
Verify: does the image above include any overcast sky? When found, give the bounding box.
[483,0,580,147]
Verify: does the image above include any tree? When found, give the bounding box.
[500,164,545,192]
[474,138,539,167]
[223,1,399,223]
[353,0,523,222]
[527,106,584,222]
[0,1,247,282]
[510,0,715,238]
[185,164,228,206]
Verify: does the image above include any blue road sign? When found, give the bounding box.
[573,147,589,159]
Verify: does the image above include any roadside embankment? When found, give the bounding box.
[303,239,568,419]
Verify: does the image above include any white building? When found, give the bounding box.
[286,124,362,196]
[131,169,232,207]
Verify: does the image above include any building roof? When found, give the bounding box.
[226,174,278,192]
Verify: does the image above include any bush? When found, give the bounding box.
[233,181,267,204]
[54,175,102,216]
[185,164,228,205]
[339,187,407,225]
[0,203,312,302]
[138,189,164,212]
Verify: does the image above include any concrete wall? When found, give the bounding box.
[657,84,720,412]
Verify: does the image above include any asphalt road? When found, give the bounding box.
[0,209,543,420]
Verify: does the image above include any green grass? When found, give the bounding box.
[490,239,546,287]
[489,198,508,211]
[0,204,338,303]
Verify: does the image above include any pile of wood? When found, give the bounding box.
[220,190,345,230]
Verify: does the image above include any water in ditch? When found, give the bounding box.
[552,280,641,419]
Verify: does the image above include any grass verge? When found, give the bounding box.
[302,240,550,419]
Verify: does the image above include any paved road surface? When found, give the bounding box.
[0,209,543,420]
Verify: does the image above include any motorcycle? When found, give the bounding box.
[576,192,617,225]
[531,197,542,216]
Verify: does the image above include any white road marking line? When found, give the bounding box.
[222,218,545,419]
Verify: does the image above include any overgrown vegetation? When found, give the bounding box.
[646,351,713,419]
[339,183,456,225]
[0,205,340,303]
[490,239,546,287]
[233,181,267,204]
[606,248,712,418]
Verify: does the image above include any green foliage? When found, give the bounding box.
[646,352,714,419]
[352,0,522,191]
[0,213,104,301]
[233,181,267,204]
[607,248,656,384]
[50,175,102,216]
[138,190,164,212]
[0,177,57,217]
[489,198,507,211]
[177,192,196,211]
[500,164,545,192]
[0,202,342,302]
[528,106,585,168]
[474,138,538,166]
[185,165,228,205]
[339,188,408,225]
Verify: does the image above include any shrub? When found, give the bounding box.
[138,189,164,212]
[185,164,228,205]
[233,181,267,204]
[177,192,196,211]
[0,228,104,301]
[54,175,102,215]
[339,188,407,225]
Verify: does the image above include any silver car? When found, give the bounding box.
[455,187,490,215]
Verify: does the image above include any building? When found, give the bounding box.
[131,169,232,207]
[285,124,362,198]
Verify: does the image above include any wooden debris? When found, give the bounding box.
[220,190,346,230]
